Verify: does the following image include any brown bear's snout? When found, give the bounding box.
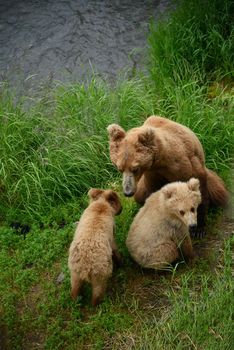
[122,172,136,197]
[124,189,135,197]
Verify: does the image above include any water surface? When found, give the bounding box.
[0,0,169,93]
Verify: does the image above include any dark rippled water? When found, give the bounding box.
[0,0,169,92]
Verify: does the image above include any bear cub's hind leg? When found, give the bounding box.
[144,241,179,270]
[91,278,108,307]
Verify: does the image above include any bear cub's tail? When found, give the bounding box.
[206,168,229,208]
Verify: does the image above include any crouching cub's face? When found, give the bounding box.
[107,124,157,197]
[88,188,122,215]
[162,178,202,233]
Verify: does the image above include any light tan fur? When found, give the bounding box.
[126,179,202,269]
[68,188,122,306]
[107,115,229,234]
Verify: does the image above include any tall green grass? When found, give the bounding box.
[0,78,154,222]
[149,0,234,90]
[0,0,233,223]
[148,0,234,181]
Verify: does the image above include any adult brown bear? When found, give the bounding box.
[107,116,229,237]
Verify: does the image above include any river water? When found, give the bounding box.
[0,0,169,93]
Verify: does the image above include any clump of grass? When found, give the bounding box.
[131,237,234,350]
[1,0,233,223]
[104,238,234,350]
[1,74,233,223]
[147,0,234,184]
[149,0,234,91]
[155,78,233,183]
[0,77,155,222]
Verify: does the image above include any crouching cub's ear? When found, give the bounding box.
[187,178,200,192]
[107,124,126,142]
[88,188,103,201]
[162,184,177,200]
[106,190,122,215]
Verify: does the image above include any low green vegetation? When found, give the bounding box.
[0,0,233,349]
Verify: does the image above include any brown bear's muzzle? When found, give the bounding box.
[122,172,136,197]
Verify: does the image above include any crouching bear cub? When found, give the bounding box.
[126,178,201,270]
[68,188,122,306]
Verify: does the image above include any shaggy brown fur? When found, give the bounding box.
[126,179,202,269]
[107,115,229,236]
[68,188,122,306]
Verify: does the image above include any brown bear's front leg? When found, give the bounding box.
[190,159,209,238]
[134,175,150,204]
[196,202,208,238]
[91,278,107,307]
[134,173,166,204]
[194,176,209,239]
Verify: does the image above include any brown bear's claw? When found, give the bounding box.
[190,226,206,239]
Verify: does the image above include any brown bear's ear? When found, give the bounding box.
[88,188,103,200]
[138,128,155,148]
[188,178,200,192]
[106,190,122,214]
[162,185,177,199]
[107,124,125,142]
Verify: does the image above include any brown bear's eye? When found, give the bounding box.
[179,210,185,216]
[132,167,140,174]
[191,207,195,213]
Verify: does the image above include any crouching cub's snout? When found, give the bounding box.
[179,209,198,233]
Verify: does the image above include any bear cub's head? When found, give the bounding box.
[107,124,157,197]
[88,188,122,215]
[161,178,201,232]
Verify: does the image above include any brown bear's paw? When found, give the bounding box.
[186,255,196,268]
[189,225,206,239]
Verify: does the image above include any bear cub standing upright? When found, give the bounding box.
[68,188,122,306]
[126,178,201,270]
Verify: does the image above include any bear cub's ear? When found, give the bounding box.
[107,124,125,142]
[106,190,122,215]
[138,128,155,148]
[88,188,103,200]
[187,178,200,192]
[162,184,177,199]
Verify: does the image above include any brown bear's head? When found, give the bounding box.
[88,188,122,215]
[107,124,157,197]
[161,178,202,231]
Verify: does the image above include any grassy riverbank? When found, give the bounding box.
[0,0,233,349]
